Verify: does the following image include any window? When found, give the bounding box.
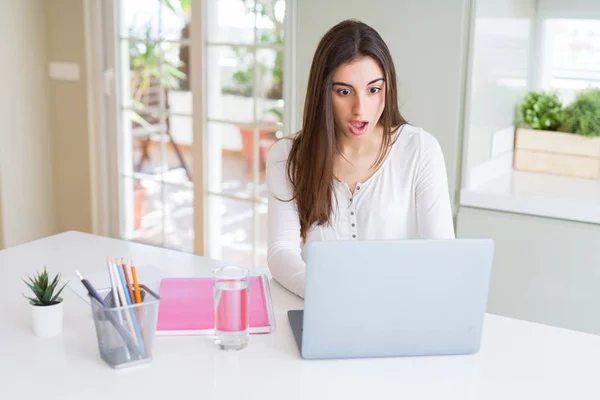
[539,19,600,103]
[459,2,600,222]
[204,0,286,267]
[109,0,195,252]
[103,0,289,268]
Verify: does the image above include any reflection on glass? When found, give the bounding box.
[125,110,165,177]
[120,0,159,39]
[126,112,193,182]
[205,46,254,124]
[256,0,286,44]
[549,19,600,71]
[124,40,185,109]
[165,115,194,184]
[121,0,189,40]
[256,48,284,125]
[207,195,255,266]
[165,183,194,253]
[122,29,188,109]
[123,38,190,178]
[122,179,195,253]
[544,19,600,104]
[256,202,268,268]
[124,39,162,110]
[207,0,256,44]
[161,42,189,93]
[206,122,267,199]
[161,0,191,40]
[123,177,164,248]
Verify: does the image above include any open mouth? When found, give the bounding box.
[348,120,369,136]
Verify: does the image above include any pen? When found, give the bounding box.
[76,270,105,306]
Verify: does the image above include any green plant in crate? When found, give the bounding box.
[23,266,68,306]
[518,90,563,131]
[560,88,600,137]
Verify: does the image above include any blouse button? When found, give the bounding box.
[356,186,361,190]
[352,234,356,239]
[352,223,355,227]
[350,212,354,216]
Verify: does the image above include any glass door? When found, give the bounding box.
[105,0,197,253]
[204,0,286,267]
[103,0,289,266]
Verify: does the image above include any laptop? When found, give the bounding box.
[288,238,494,360]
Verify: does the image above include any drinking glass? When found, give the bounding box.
[213,266,250,350]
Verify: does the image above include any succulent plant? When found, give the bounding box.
[23,266,68,306]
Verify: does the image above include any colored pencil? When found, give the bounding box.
[107,258,121,308]
[121,258,136,304]
[115,259,145,357]
[112,260,139,348]
[108,258,131,360]
[131,264,142,304]
[131,262,151,356]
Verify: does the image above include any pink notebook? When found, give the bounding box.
[156,275,274,335]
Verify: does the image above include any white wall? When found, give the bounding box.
[293,0,472,211]
[537,0,600,19]
[457,207,600,336]
[0,1,57,248]
[45,0,93,236]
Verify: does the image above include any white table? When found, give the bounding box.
[2,231,600,399]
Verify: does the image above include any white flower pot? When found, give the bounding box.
[31,298,64,337]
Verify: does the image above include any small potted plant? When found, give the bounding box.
[23,266,68,337]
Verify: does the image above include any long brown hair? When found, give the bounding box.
[287,19,406,242]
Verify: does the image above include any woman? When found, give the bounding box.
[266,19,454,298]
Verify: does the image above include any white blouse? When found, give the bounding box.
[266,124,455,298]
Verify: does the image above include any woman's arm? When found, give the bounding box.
[266,140,306,298]
[414,129,455,239]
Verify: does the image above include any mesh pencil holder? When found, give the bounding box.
[90,285,161,369]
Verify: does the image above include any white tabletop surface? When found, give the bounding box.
[2,231,600,399]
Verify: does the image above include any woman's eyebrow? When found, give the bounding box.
[332,78,385,88]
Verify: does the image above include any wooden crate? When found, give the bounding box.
[513,128,600,179]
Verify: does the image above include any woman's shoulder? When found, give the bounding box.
[394,124,443,158]
[266,136,298,192]
[266,136,296,168]
[396,123,439,145]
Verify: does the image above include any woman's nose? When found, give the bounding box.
[352,93,365,115]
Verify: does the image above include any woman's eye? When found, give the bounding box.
[370,87,381,94]
[338,88,351,96]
